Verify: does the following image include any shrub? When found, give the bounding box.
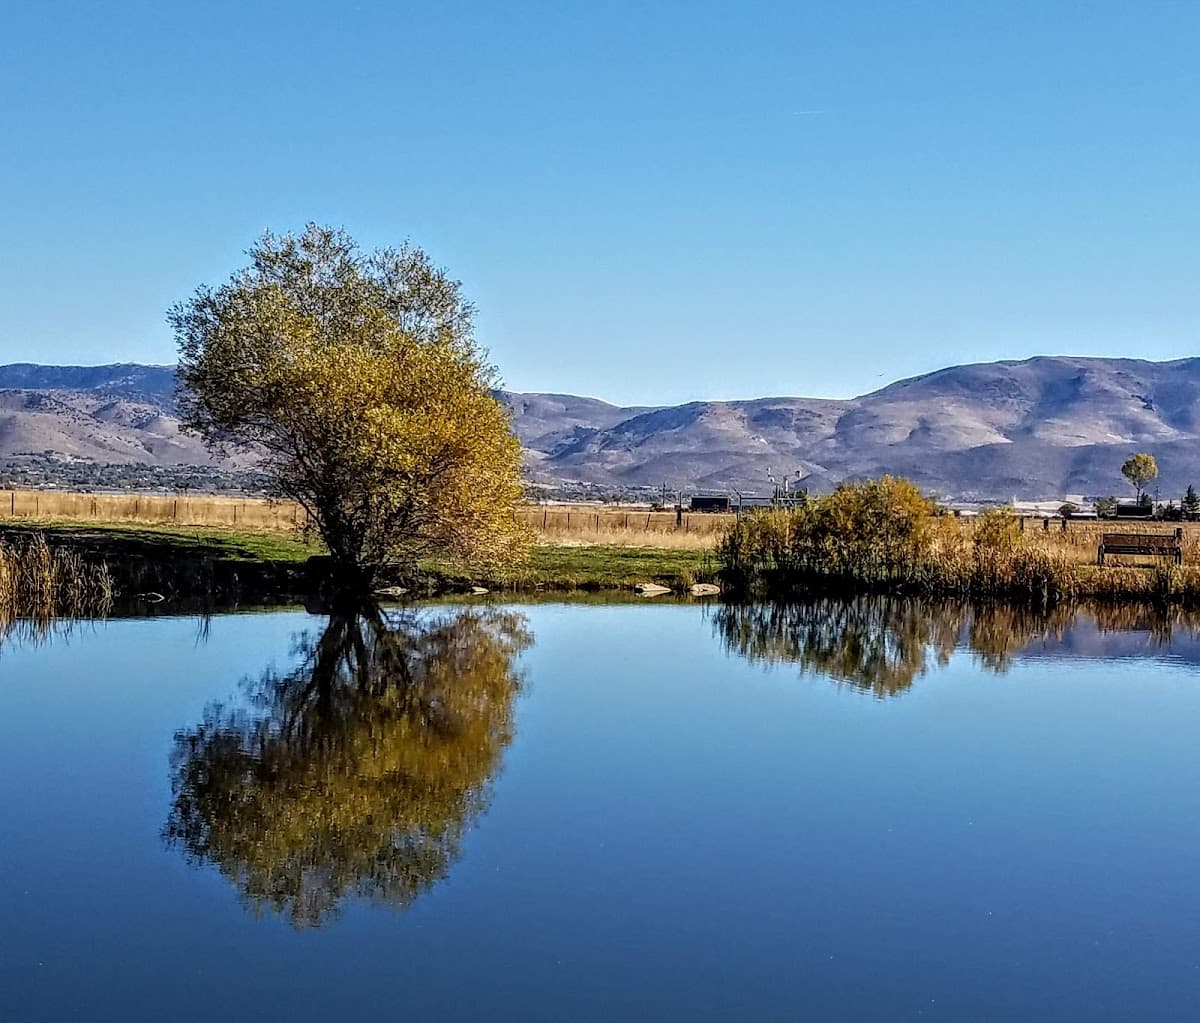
[717,477,937,590]
[973,507,1021,556]
[717,477,1080,603]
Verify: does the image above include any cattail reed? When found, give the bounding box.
[0,534,113,623]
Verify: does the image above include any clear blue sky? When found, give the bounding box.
[1,1,1196,405]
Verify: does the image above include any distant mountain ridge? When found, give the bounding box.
[1,357,1199,499]
[508,356,1200,498]
[0,363,177,404]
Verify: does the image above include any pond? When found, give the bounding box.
[3,598,1200,1021]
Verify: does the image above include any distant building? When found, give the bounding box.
[1114,501,1153,519]
[690,495,732,513]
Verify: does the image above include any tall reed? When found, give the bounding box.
[0,534,114,624]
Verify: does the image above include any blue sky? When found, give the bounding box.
[1,1,1196,405]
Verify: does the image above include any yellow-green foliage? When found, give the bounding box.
[719,477,936,585]
[973,507,1021,555]
[1121,452,1159,501]
[718,478,1079,601]
[171,225,529,578]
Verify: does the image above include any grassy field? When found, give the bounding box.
[1004,517,1196,565]
[8,488,1198,559]
[427,544,716,592]
[516,505,731,548]
[6,489,1200,600]
[0,491,728,548]
[0,490,307,530]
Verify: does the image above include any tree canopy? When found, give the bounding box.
[165,604,530,928]
[169,225,528,582]
[1121,453,1159,503]
[1184,485,1199,521]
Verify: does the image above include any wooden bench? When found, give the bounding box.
[1097,530,1183,565]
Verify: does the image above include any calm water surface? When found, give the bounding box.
[3,599,1200,1021]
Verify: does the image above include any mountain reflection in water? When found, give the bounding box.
[715,598,1200,698]
[163,604,530,928]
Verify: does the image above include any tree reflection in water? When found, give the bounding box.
[715,597,1200,698]
[165,604,530,928]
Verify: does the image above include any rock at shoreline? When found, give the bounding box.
[471,586,490,595]
[636,583,671,597]
[689,583,720,597]
[374,585,409,599]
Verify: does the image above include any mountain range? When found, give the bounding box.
[0,357,1198,499]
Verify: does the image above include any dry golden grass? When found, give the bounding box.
[983,517,1200,567]
[0,490,308,531]
[0,493,730,546]
[517,505,729,549]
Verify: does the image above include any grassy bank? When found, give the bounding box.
[12,505,1200,608]
[0,522,318,608]
[421,543,716,593]
[0,521,317,562]
[0,522,715,601]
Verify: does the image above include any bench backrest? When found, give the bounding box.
[1101,532,1181,549]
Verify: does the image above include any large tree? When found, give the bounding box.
[169,225,528,584]
[1120,453,1159,505]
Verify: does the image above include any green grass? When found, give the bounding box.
[0,523,714,594]
[423,544,717,593]
[0,521,319,563]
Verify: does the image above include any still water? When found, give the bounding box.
[3,599,1200,1021]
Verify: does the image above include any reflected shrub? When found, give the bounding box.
[715,597,958,697]
[715,598,1077,698]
